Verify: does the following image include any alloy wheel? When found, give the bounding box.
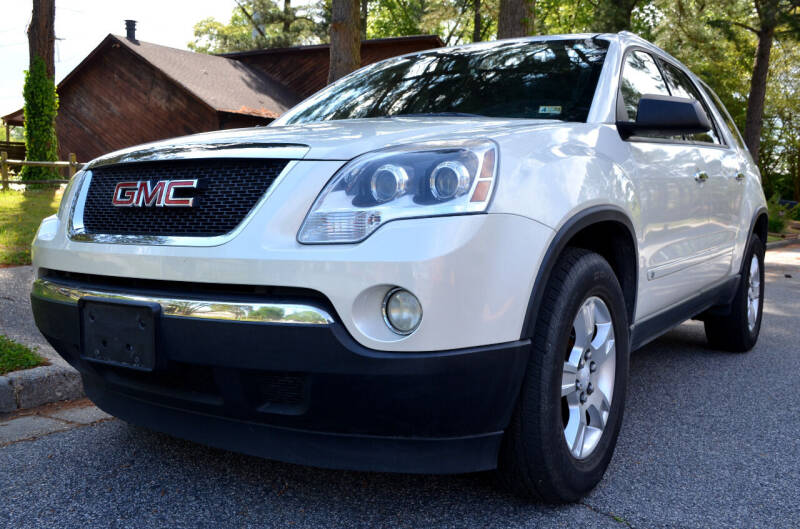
[747,255,761,332]
[561,296,616,460]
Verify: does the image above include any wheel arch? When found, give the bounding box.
[751,207,768,247]
[520,206,639,339]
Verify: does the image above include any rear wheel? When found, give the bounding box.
[704,236,765,352]
[498,248,629,503]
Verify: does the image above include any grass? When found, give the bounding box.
[0,187,62,265]
[0,334,45,375]
[767,234,782,243]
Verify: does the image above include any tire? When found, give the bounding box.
[704,236,765,352]
[498,247,630,503]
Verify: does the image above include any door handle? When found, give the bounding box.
[694,171,709,183]
[734,172,746,181]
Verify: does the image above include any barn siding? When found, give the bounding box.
[232,40,441,101]
[56,42,218,161]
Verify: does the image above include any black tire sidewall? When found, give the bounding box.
[527,252,630,499]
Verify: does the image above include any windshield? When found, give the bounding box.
[276,38,609,125]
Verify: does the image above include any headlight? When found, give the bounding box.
[298,139,497,244]
[57,169,88,220]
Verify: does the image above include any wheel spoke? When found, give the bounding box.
[592,333,615,367]
[569,416,587,458]
[586,388,611,430]
[573,301,595,348]
[561,362,578,397]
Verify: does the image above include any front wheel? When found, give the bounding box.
[498,248,630,503]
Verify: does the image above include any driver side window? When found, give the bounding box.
[618,50,670,122]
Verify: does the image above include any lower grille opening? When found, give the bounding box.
[95,362,310,418]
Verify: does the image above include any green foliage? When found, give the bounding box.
[189,0,326,53]
[188,0,800,206]
[760,41,800,200]
[651,0,753,131]
[0,334,45,375]
[0,122,24,143]
[766,192,800,232]
[0,188,61,265]
[249,306,286,320]
[21,56,59,181]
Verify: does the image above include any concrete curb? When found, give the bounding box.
[0,364,83,413]
[767,239,799,250]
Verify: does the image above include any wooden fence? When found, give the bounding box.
[0,151,84,189]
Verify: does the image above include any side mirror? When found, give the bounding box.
[616,94,712,139]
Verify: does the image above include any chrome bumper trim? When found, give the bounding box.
[32,278,334,325]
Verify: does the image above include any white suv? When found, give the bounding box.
[31,32,767,502]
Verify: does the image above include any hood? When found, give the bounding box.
[88,117,555,167]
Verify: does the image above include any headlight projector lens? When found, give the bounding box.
[383,288,423,335]
[370,164,408,203]
[429,160,470,200]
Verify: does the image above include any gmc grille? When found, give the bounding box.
[81,159,289,237]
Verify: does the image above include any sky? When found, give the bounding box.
[0,0,240,118]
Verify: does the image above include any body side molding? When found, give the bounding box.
[629,275,740,351]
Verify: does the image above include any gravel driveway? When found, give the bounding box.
[1,246,799,528]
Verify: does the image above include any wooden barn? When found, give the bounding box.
[2,29,442,162]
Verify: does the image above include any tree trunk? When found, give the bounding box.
[328,0,361,84]
[743,26,775,164]
[593,0,639,33]
[28,0,56,79]
[283,0,291,33]
[497,0,534,38]
[473,0,482,42]
[361,0,368,39]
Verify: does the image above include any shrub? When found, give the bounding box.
[766,193,800,233]
[21,56,60,182]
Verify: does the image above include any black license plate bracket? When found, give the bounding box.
[80,298,160,371]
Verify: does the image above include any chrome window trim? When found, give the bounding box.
[32,278,335,325]
[68,159,300,247]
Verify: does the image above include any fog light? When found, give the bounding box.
[383,288,422,335]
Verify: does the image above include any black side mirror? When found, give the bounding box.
[616,94,712,139]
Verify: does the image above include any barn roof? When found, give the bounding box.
[2,34,300,125]
[2,34,443,127]
[112,35,300,118]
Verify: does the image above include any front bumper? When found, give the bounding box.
[31,279,530,473]
[33,160,554,353]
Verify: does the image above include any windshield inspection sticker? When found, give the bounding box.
[539,105,562,115]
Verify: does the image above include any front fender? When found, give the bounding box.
[490,124,641,237]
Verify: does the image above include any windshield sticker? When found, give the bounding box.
[539,106,562,115]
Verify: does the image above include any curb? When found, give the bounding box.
[0,364,83,413]
[767,239,799,250]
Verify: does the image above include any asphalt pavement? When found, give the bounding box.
[1,246,799,528]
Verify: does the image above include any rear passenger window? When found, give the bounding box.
[659,61,721,145]
[618,51,670,122]
[701,81,747,152]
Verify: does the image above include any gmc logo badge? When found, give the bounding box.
[112,180,198,207]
